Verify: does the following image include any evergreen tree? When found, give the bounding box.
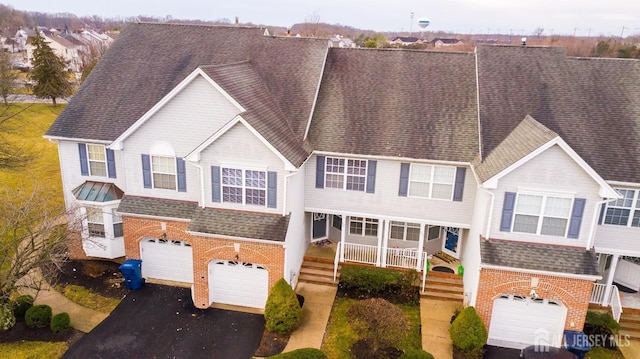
[29,33,73,105]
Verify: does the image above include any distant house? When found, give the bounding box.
[431,38,464,48]
[329,35,355,48]
[389,36,424,46]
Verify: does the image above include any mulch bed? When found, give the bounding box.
[0,318,83,346]
[47,259,128,299]
[254,329,289,357]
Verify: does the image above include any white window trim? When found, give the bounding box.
[512,192,574,237]
[221,167,267,207]
[87,144,107,177]
[603,188,640,228]
[151,155,177,190]
[349,217,378,236]
[86,207,106,238]
[408,164,456,201]
[389,221,421,241]
[325,157,367,192]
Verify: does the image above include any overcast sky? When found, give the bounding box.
[3,0,639,37]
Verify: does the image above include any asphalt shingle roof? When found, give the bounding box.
[117,196,197,220]
[480,239,600,276]
[308,48,479,162]
[188,207,289,242]
[476,45,640,183]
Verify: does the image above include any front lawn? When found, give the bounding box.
[56,284,121,313]
[0,341,67,359]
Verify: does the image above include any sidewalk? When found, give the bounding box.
[420,298,459,359]
[17,270,108,333]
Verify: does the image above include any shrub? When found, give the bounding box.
[264,278,302,335]
[0,303,16,331]
[584,310,620,348]
[399,349,435,359]
[449,306,487,359]
[585,346,624,359]
[398,269,420,304]
[340,265,403,293]
[11,294,34,318]
[25,304,52,328]
[50,312,71,333]
[347,298,409,351]
[266,348,327,358]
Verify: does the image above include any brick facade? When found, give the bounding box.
[475,268,594,331]
[122,216,285,309]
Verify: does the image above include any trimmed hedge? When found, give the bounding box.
[339,265,403,292]
[399,349,435,359]
[266,348,327,359]
[25,304,52,329]
[50,312,71,333]
[347,298,409,351]
[449,306,487,359]
[11,294,34,318]
[264,278,302,335]
[0,303,16,331]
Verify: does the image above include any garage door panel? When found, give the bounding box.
[141,238,194,283]
[209,260,269,309]
[488,296,567,350]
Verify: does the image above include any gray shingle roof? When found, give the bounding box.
[117,196,197,220]
[200,63,309,166]
[46,23,328,166]
[480,239,600,276]
[473,115,558,182]
[307,48,479,162]
[188,207,289,242]
[477,45,640,183]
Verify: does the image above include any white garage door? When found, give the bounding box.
[209,260,269,309]
[488,295,567,350]
[140,238,194,283]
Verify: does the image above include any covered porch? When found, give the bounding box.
[590,254,640,321]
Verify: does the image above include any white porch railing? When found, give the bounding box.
[590,283,623,322]
[337,242,428,270]
[343,243,378,265]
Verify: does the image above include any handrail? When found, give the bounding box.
[333,242,341,282]
[590,283,607,304]
[421,256,428,293]
[610,286,623,322]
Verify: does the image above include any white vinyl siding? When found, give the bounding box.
[604,189,640,227]
[409,164,456,200]
[513,193,572,237]
[87,144,107,177]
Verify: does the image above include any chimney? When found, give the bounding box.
[287,28,291,37]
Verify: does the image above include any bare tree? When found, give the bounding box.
[0,184,81,329]
[0,51,18,105]
[0,105,34,170]
[300,11,323,37]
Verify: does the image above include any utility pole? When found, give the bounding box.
[621,25,627,38]
[410,12,414,37]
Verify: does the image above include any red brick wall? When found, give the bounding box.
[475,268,594,331]
[122,216,285,309]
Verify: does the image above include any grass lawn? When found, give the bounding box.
[321,296,422,358]
[56,284,121,313]
[0,341,68,359]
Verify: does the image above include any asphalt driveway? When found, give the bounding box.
[63,284,265,359]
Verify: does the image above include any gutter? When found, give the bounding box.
[189,161,206,208]
[586,197,617,250]
[479,263,602,281]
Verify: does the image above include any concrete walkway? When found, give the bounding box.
[420,298,460,359]
[284,282,338,351]
[17,271,108,333]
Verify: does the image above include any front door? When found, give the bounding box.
[442,227,461,258]
[312,213,327,240]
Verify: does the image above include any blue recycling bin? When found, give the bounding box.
[119,259,144,290]
[563,330,591,359]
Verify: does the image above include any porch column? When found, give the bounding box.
[340,215,346,262]
[375,219,383,267]
[602,254,620,307]
[381,219,389,267]
[416,223,426,271]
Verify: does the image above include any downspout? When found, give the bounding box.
[190,162,206,208]
[586,198,614,250]
[282,171,296,217]
[480,187,495,239]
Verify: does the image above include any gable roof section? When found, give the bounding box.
[476,45,640,183]
[307,48,479,162]
[198,63,309,166]
[480,239,600,278]
[188,207,289,242]
[46,23,328,149]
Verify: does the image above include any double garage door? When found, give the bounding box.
[209,260,269,309]
[488,295,567,349]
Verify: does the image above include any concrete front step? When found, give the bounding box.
[298,273,338,286]
[424,283,464,294]
[303,256,335,264]
[421,290,464,302]
[619,314,640,339]
[619,329,640,340]
[301,261,336,270]
[425,276,463,287]
[300,266,338,278]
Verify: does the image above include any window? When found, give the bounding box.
[87,144,107,177]
[408,164,456,200]
[604,189,640,227]
[427,225,442,241]
[151,156,176,190]
[112,209,123,237]
[87,207,105,238]
[512,194,573,236]
[332,215,342,229]
[390,221,421,241]
[325,157,367,191]
[222,167,266,206]
[349,217,378,236]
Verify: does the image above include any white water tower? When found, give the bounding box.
[417,17,430,39]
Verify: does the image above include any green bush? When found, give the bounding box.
[347,298,409,352]
[584,310,620,348]
[398,269,420,303]
[264,278,302,335]
[50,312,71,333]
[585,346,624,359]
[339,265,403,293]
[399,349,435,359]
[11,294,34,318]
[25,304,52,328]
[0,303,16,331]
[266,348,327,359]
[449,306,487,359]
